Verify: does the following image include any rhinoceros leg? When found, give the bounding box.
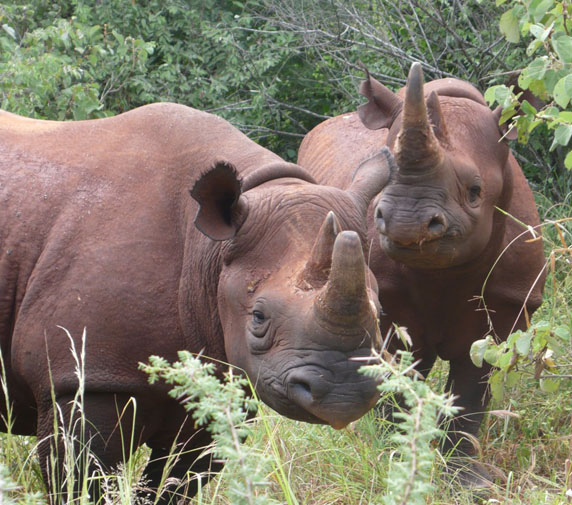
[144,428,223,505]
[443,355,494,489]
[35,392,152,504]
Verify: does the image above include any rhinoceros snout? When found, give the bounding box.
[286,367,379,429]
[376,201,449,246]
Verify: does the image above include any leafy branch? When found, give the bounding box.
[487,0,572,169]
[361,341,458,505]
[140,352,279,505]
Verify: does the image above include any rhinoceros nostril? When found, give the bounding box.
[427,214,446,236]
[288,379,316,410]
[375,207,386,234]
[287,371,330,405]
[291,380,312,397]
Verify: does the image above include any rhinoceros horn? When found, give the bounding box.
[299,211,342,287]
[395,62,444,174]
[314,230,373,333]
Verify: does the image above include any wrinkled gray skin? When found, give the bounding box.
[0,104,392,503]
[298,63,546,490]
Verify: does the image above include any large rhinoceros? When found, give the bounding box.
[298,63,546,488]
[0,103,392,503]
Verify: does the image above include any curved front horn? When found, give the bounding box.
[396,63,443,173]
[314,231,372,331]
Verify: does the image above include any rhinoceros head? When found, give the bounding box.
[190,150,394,428]
[358,63,514,269]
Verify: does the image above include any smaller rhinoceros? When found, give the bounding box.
[0,104,393,503]
[298,63,546,489]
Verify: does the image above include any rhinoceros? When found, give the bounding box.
[0,103,392,503]
[298,63,546,487]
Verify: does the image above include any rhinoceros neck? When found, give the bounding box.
[177,230,227,362]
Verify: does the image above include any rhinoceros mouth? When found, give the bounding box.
[255,374,326,425]
[283,366,380,429]
[380,235,460,269]
[381,234,442,252]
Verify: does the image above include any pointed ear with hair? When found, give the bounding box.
[190,161,249,241]
[492,106,518,141]
[357,68,402,130]
[348,147,396,211]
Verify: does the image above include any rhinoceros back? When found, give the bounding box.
[0,104,283,433]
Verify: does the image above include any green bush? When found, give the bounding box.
[486,0,572,199]
[0,1,342,159]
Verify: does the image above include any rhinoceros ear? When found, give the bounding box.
[348,147,396,209]
[493,106,518,141]
[190,161,248,241]
[357,68,402,130]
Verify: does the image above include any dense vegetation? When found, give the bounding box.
[0,0,571,504]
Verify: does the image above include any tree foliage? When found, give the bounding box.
[0,0,341,158]
[0,0,569,192]
[486,0,572,199]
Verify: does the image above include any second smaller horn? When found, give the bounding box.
[299,211,341,287]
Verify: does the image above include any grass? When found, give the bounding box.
[1,195,570,505]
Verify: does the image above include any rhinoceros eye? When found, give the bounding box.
[468,184,481,204]
[252,310,266,325]
[249,305,270,339]
[248,304,273,352]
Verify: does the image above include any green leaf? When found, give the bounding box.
[534,321,552,337]
[470,338,490,368]
[498,349,513,369]
[550,123,572,151]
[527,76,547,99]
[527,38,544,56]
[542,106,561,119]
[500,8,520,43]
[543,69,560,94]
[484,347,500,366]
[565,150,572,169]
[553,33,572,63]
[507,330,521,346]
[553,74,572,108]
[484,86,497,106]
[490,371,505,402]
[539,377,559,393]
[520,99,538,116]
[515,332,533,355]
[518,71,532,90]
[529,24,544,39]
[485,85,506,106]
[500,103,518,124]
[554,326,571,341]
[505,370,522,387]
[530,0,555,21]
[524,57,550,81]
[529,22,552,41]
[527,118,544,133]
